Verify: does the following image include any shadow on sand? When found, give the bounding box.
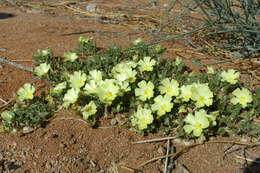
[0,13,14,19]
[243,158,260,173]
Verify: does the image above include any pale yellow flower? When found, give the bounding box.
[51,82,67,95]
[191,83,213,108]
[131,106,153,130]
[231,88,253,108]
[17,83,35,102]
[81,101,97,120]
[34,63,50,76]
[179,84,193,102]
[96,79,119,105]
[158,78,179,97]
[138,56,156,72]
[207,67,215,74]
[69,71,87,89]
[64,52,78,62]
[88,70,102,83]
[62,88,80,108]
[183,109,210,137]
[135,80,154,101]
[151,95,173,117]
[221,69,240,84]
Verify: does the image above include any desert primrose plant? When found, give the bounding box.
[0,37,259,141]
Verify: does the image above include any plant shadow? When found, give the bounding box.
[243,158,260,173]
[0,13,14,19]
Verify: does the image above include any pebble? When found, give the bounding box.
[86,3,97,13]
[22,126,34,134]
[0,48,7,52]
[36,149,42,153]
[45,162,52,170]
[110,118,118,126]
[59,143,66,148]
[157,146,165,154]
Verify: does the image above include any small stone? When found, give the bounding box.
[0,48,7,52]
[59,143,66,148]
[110,118,117,126]
[36,149,42,153]
[86,3,97,13]
[11,142,17,148]
[45,162,52,170]
[22,126,34,134]
[157,146,165,154]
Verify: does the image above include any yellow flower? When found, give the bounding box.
[131,106,153,130]
[1,110,14,122]
[132,38,143,46]
[175,57,182,66]
[69,71,87,89]
[231,88,253,108]
[151,95,173,117]
[183,109,210,137]
[62,88,80,108]
[37,49,52,56]
[179,84,193,102]
[158,78,179,97]
[112,62,137,83]
[51,82,67,95]
[84,80,98,95]
[135,80,154,101]
[81,101,97,120]
[17,83,35,102]
[96,79,119,105]
[138,56,156,72]
[78,36,92,43]
[34,63,51,76]
[88,70,102,83]
[191,83,213,108]
[116,81,131,96]
[64,52,78,62]
[221,69,240,84]
[207,67,215,74]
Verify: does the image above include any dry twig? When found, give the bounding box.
[164,139,170,173]
[132,136,177,144]
[0,57,33,72]
[139,140,260,168]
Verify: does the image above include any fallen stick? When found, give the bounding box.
[132,136,177,144]
[0,57,33,72]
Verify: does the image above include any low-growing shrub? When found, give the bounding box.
[1,37,259,141]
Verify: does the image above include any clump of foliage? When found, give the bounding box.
[194,0,260,58]
[1,37,259,141]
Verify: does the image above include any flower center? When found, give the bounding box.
[72,97,77,103]
[227,77,233,82]
[161,105,167,111]
[77,80,83,86]
[199,96,205,103]
[26,93,33,99]
[166,87,172,93]
[185,94,191,100]
[239,96,245,104]
[141,118,148,125]
[194,123,201,129]
[106,92,112,97]
[144,89,149,95]
[145,65,151,71]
